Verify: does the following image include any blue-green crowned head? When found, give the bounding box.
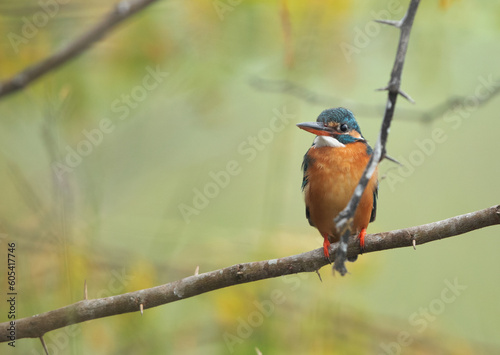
[317,107,362,136]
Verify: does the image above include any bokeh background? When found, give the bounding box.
[1,0,500,354]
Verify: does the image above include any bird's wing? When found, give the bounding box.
[370,184,378,223]
[301,151,312,190]
[365,142,378,223]
[301,151,315,226]
[305,205,314,226]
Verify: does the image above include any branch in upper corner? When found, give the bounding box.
[0,0,159,100]
[0,204,498,343]
[333,0,421,275]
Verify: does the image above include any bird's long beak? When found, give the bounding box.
[296,122,332,136]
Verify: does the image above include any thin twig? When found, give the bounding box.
[333,0,421,275]
[250,77,500,123]
[0,204,498,342]
[0,0,159,100]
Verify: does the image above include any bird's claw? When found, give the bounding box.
[357,228,367,254]
[323,237,332,263]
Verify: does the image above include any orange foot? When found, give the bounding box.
[323,235,331,261]
[357,228,367,253]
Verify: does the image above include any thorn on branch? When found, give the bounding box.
[315,269,323,282]
[84,280,88,300]
[140,303,144,316]
[374,19,402,28]
[398,88,415,103]
[406,230,417,250]
[383,154,403,166]
[376,86,415,103]
[194,266,199,276]
[376,85,389,92]
[39,335,49,355]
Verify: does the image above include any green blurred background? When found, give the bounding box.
[1,0,500,354]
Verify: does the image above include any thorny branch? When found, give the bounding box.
[333,0,421,275]
[0,205,499,343]
[0,0,160,99]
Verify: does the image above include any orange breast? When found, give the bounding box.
[304,142,377,241]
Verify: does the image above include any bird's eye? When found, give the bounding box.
[339,124,348,132]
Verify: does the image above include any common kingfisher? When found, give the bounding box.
[297,107,378,259]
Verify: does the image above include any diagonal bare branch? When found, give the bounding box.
[333,0,421,275]
[0,0,160,100]
[0,204,498,343]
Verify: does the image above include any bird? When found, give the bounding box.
[297,107,378,259]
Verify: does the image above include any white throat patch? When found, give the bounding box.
[313,135,345,148]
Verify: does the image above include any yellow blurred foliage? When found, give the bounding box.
[439,0,460,10]
[124,259,157,292]
[211,285,260,325]
[83,322,117,354]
